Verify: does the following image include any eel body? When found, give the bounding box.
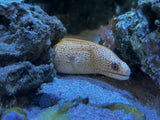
[53,38,131,80]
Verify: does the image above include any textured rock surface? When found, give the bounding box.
[38,77,144,119]
[114,0,160,86]
[68,104,139,120]
[24,76,158,120]
[0,0,66,67]
[38,93,60,108]
[0,0,66,96]
[39,77,133,105]
[1,75,159,119]
[0,62,53,96]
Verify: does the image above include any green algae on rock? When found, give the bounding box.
[36,97,87,120]
[105,103,146,120]
[1,107,27,120]
[37,108,68,120]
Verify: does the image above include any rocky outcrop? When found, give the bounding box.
[0,0,66,96]
[114,0,160,87]
[26,76,158,120]
[0,62,53,96]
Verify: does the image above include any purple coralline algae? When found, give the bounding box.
[97,16,116,50]
[0,0,66,96]
[114,0,160,86]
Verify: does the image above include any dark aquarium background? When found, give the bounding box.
[0,0,160,120]
[25,0,137,34]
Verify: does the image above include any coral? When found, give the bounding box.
[114,0,160,86]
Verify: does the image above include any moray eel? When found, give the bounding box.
[53,38,131,80]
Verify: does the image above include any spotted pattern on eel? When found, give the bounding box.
[53,38,131,80]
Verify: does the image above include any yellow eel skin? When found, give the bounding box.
[53,38,131,80]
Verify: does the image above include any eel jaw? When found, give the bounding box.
[111,72,130,80]
[105,71,131,80]
[102,68,131,80]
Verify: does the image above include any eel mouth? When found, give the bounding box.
[103,70,130,80]
[109,71,130,77]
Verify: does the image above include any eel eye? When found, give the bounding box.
[111,63,119,71]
